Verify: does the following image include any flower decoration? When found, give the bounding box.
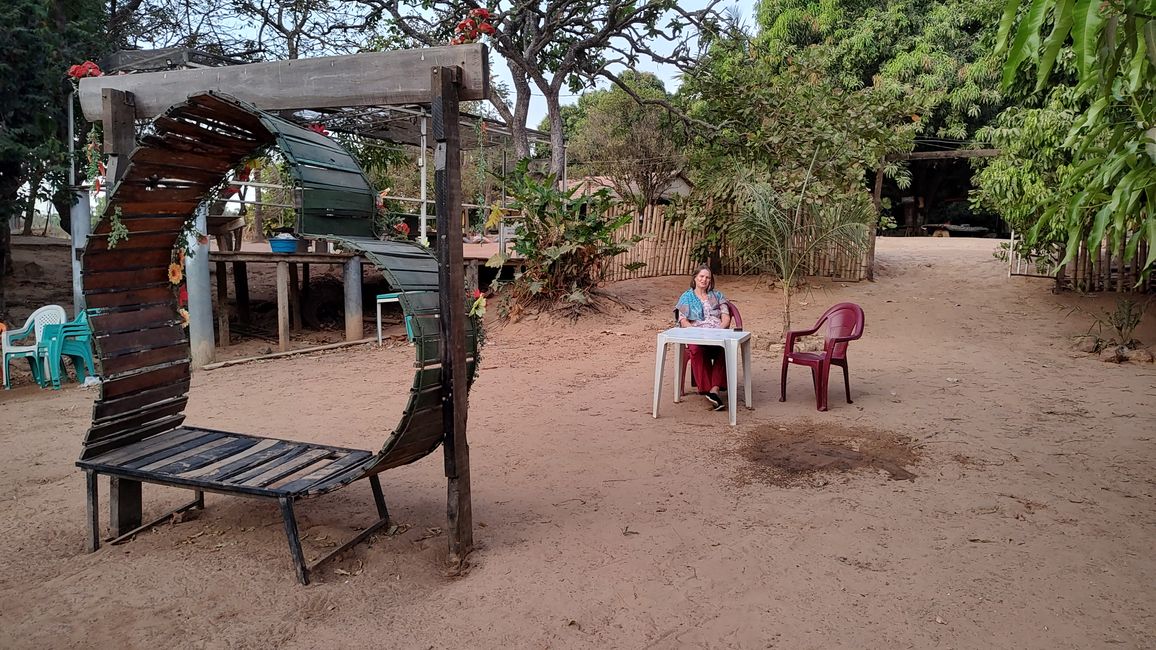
[67,61,103,79]
[308,123,330,136]
[451,8,497,45]
[178,308,190,329]
[394,221,410,237]
[468,288,486,317]
[168,262,184,286]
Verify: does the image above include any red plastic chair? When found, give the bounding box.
[674,301,743,395]
[779,302,865,411]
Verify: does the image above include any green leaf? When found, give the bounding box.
[1071,0,1106,82]
[1003,0,1051,89]
[1037,0,1075,89]
[997,0,1024,56]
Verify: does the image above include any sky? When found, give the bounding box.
[492,1,758,128]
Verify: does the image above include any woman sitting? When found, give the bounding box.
[675,264,731,411]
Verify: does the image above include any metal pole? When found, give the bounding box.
[186,204,215,366]
[343,256,363,341]
[68,92,89,316]
[419,114,429,247]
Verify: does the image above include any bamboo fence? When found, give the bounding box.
[1057,238,1154,293]
[602,204,869,282]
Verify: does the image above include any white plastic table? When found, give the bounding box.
[652,327,753,426]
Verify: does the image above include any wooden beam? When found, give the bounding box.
[433,66,473,567]
[889,149,1000,161]
[79,45,490,121]
[101,89,137,185]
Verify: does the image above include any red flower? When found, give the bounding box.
[478,22,497,35]
[473,289,483,299]
[67,61,103,79]
[394,222,411,236]
[179,285,189,306]
[307,123,330,136]
[469,8,491,19]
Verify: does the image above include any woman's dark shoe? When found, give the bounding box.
[706,392,725,410]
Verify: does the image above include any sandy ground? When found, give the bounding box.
[1,237,1155,649]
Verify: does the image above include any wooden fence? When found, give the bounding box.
[1010,231,1154,292]
[602,204,869,282]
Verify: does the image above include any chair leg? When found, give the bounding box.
[279,497,309,585]
[85,470,100,552]
[842,362,852,404]
[779,359,789,402]
[817,363,829,411]
[369,474,390,523]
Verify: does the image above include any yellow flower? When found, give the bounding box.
[168,262,184,285]
[178,308,190,329]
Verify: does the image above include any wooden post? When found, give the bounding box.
[433,66,473,566]
[466,259,479,295]
[101,89,136,185]
[109,477,142,537]
[343,256,363,341]
[288,263,302,331]
[215,262,230,347]
[233,262,250,324]
[276,261,289,352]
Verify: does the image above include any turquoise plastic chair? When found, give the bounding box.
[37,311,96,388]
[2,304,66,389]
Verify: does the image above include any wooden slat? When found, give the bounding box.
[129,147,238,173]
[240,449,333,487]
[120,431,227,469]
[86,399,190,443]
[111,184,209,204]
[83,247,174,271]
[100,363,190,400]
[85,427,205,466]
[84,285,174,308]
[137,435,239,472]
[93,380,189,422]
[276,451,369,494]
[178,438,281,478]
[99,324,186,357]
[109,200,201,215]
[300,455,377,494]
[83,267,170,291]
[86,233,179,251]
[150,436,260,475]
[100,344,188,376]
[153,116,260,149]
[182,94,271,135]
[225,445,314,484]
[191,440,300,482]
[81,415,187,460]
[78,46,491,120]
[90,304,179,334]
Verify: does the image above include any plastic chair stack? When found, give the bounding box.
[2,304,67,389]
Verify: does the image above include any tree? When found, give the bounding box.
[569,71,684,210]
[676,35,918,268]
[997,0,1156,278]
[736,180,870,336]
[372,0,723,174]
[0,0,105,319]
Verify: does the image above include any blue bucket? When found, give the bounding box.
[270,239,297,254]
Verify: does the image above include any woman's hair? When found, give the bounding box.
[689,264,714,291]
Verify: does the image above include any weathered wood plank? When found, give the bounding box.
[150,436,260,475]
[100,344,189,376]
[80,415,187,459]
[87,400,191,444]
[178,438,281,478]
[90,304,179,334]
[192,441,301,482]
[119,431,226,469]
[137,436,239,472]
[241,449,333,487]
[78,45,491,120]
[280,451,372,495]
[83,247,174,271]
[99,324,187,358]
[93,380,189,422]
[83,267,170,291]
[84,285,175,309]
[100,363,190,400]
[85,427,204,466]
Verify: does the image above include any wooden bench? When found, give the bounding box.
[78,90,476,584]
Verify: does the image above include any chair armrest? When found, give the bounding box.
[784,325,821,352]
[2,324,34,347]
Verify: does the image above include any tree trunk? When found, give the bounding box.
[0,159,21,320]
[21,168,43,236]
[781,284,792,341]
[544,91,565,177]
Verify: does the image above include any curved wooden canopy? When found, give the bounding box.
[79,92,477,496]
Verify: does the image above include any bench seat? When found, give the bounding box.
[78,426,375,498]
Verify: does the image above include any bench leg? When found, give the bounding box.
[279,497,309,585]
[85,470,100,553]
[109,477,142,538]
[193,490,205,509]
[370,475,389,523]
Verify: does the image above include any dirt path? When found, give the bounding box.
[1,238,1153,648]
